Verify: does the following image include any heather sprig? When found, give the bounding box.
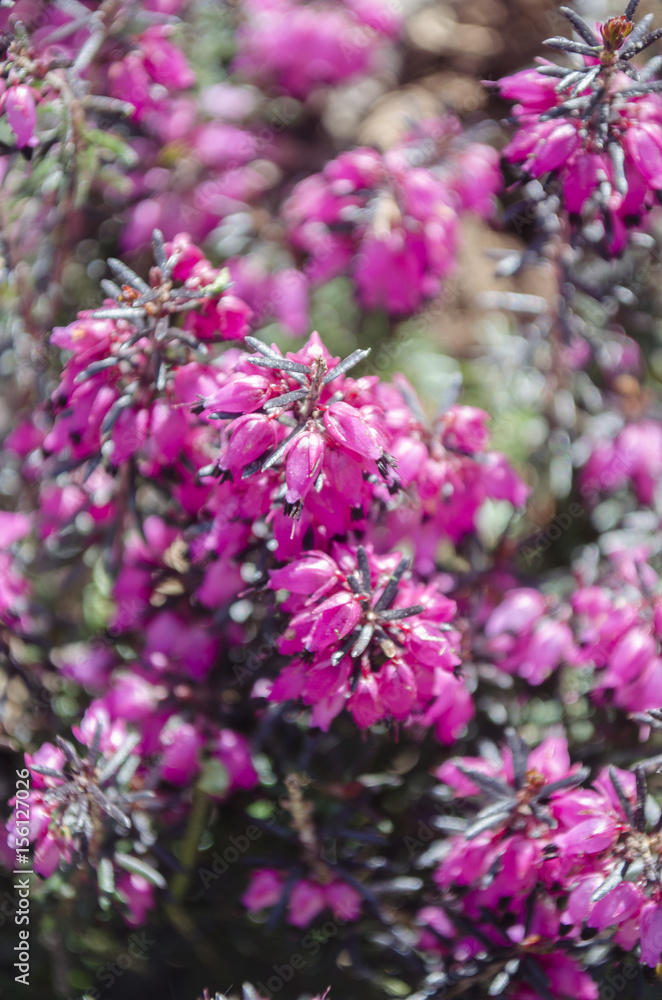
[494,0,662,248]
[269,544,461,730]
[10,722,165,923]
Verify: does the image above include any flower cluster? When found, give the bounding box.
[199,333,527,562]
[283,120,502,315]
[420,732,662,996]
[242,868,362,927]
[0,2,194,161]
[231,0,402,100]
[268,544,463,732]
[7,723,164,924]
[494,0,662,248]
[28,232,249,479]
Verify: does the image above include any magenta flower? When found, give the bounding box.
[11,724,164,925]
[483,587,574,685]
[269,543,461,730]
[139,26,196,91]
[514,954,599,1000]
[284,147,459,316]
[202,331,397,520]
[241,869,286,911]
[493,1,662,249]
[158,717,204,786]
[0,511,31,627]
[213,730,258,793]
[242,869,361,928]
[641,904,662,966]
[116,874,156,928]
[232,0,401,99]
[288,880,327,927]
[4,85,37,148]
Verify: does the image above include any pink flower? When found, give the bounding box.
[288,880,327,927]
[117,874,156,927]
[484,589,546,638]
[24,744,65,789]
[325,882,361,921]
[285,430,325,505]
[207,375,272,415]
[0,511,31,545]
[232,0,401,99]
[494,5,662,249]
[269,543,461,730]
[529,954,598,1000]
[348,670,384,728]
[242,869,286,911]
[213,730,258,792]
[159,719,203,785]
[554,813,618,856]
[323,402,382,461]
[223,413,276,475]
[441,406,490,453]
[481,586,572,686]
[5,85,37,148]
[300,591,362,653]
[139,26,196,90]
[33,832,63,878]
[269,551,339,603]
[641,903,662,966]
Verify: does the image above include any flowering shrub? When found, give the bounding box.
[5,1,662,999]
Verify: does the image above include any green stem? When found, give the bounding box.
[171,784,209,903]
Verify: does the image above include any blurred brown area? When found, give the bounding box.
[328,0,561,142]
[403,0,561,79]
[427,216,558,355]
